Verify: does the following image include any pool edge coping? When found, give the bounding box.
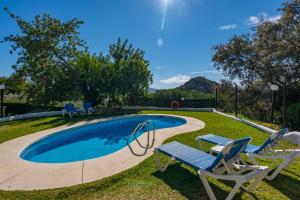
[0,114,205,191]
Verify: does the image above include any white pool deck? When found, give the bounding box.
[0,114,205,191]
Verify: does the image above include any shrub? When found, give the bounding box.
[3,102,63,116]
[287,102,300,129]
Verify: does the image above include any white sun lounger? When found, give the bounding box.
[196,128,300,180]
[154,138,270,200]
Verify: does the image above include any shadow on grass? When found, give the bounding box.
[0,109,141,127]
[27,109,141,128]
[152,163,258,200]
[266,173,300,200]
[282,169,300,178]
[0,118,43,126]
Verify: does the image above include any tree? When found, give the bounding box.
[72,39,153,107]
[108,39,153,105]
[212,0,300,87]
[212,0,300,125]
[0,77,6,85]
[1,8,86,105]
[240,81,272,121]
[217,80,272,121]
[217,80,236,112]
[150,89,214,99]
[72,53,111,105]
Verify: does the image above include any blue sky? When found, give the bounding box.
[0,0,285,89]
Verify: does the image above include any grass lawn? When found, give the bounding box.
[0,110,299,200]
[224,113,281,131]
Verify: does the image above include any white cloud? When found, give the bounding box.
[247,13,281,25]
[157,37,164,47]
[247,16,260,25]
[156,66,168,70]
[219,24,237,30]
[268,15,281,22]
[161,75,190,84]
[189,70,220,75]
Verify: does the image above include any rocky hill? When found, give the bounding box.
[177,76,218,93]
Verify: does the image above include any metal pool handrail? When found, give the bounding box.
[127,120,156,155]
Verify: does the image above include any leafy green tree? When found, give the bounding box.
[72,53,111,105]
[212,0,300,87]
[150,89,214,99]
[218,80,272,121]
[1,8,86,105]
[72,39,153,107]
[212,0,300,125]
[0,77,6,85]
[217,80,236,112]
[108,39,153,105]
[240,81,272,121]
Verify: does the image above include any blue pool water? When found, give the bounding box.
[20,115,186,163]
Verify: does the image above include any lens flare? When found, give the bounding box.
[161,0,171,30]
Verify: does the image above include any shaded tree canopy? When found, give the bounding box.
[212,0,300,87]
[72,53,112,106]
[1,8,86,104]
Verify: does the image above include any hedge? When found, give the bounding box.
[3,102,63,116]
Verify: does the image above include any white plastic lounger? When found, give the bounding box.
[196,128,300,180]
[154,138,270,200]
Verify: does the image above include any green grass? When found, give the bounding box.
[0,110,299,200]
[225,112,281,131]
[0,110,139,144]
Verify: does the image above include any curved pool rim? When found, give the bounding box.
[19,114,187,164]
[0,114,205,190]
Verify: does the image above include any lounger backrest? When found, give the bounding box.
[64,103,76,112]
[222,137,252,161]
[254,128,288,154]
[207,137,251,171]
[83,102,92,111]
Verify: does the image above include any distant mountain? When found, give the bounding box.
[177,76,218,93]
[149,88,158,93]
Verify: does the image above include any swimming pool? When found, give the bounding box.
[20,115,186,163]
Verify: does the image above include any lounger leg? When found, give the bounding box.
[248,154,259,165]
[198,170,217,200]
[265,156,295,181]
[250,152,300,181]
[198,171,242,200]
[197,139,205,151]
[226,182,242,200]
[154,149,175,172]
[247,167,270,192]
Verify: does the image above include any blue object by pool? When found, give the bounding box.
[20,115,186,163]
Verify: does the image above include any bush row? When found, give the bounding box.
[3,102,63,116]
[129,97,219,108]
